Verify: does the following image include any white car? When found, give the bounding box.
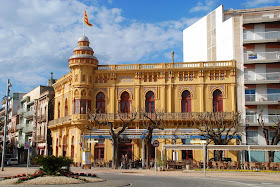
[7,158,18,165]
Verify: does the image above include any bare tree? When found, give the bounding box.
[141,109,165,169]
[88,109,137,169]
[257,111,280,162]
[193,112,241,161]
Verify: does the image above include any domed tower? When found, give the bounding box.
[68,36,97,125]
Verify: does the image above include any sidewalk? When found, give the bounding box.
[71,167,280,182]
[1,166,280,183]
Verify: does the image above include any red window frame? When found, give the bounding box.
[213,90,223,112]
[96,92,105,113]
[145,91,155,113]
[120,92,130,113]
[181,90,191,112]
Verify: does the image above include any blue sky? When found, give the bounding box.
[0,0,279,99]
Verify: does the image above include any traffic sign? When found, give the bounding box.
[24,142,30,149]
[153,140,159,147]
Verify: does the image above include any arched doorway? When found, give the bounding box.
[62,135,67,157]
[120,92,130,113]
[56,138,59,157]
[71,136,74,159]
[145,91,155,113]
[58,102,60,118]
[213,89,223,112]
[96,92,105,113]
[65,98,68,116]
[181,90,191,112]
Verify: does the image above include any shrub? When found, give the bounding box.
[32,155,73,175]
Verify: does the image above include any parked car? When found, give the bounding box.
[209,157,232,162]
[7,158,18,165]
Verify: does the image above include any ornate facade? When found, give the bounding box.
[48,36,237,166]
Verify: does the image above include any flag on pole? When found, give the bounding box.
[84,10,93,26]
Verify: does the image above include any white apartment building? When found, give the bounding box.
[0,93,25,159]
[183,5,280,162]
[17,86,54,162]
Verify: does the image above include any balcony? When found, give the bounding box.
[48,112,235,127]
[17,138,25,145]
[246,115,280,125]
[38,115,46,123]
[24,110,34,118]
[48,115,72,127]
[244,31,280,44]
[244,72,280,84]
[243,12,280,24]
[245,93,280,105]
[35,135,46,142]
[244,51,280,64]
[16,123,25,130]
[97,61,235,71]
[23,125,33,133]
[17,108,26,115]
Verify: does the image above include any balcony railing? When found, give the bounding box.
[244,31,280,42]
[48,115,71,126]
[244,72,280,81]
[246,115,280,124]
[23,126,33,133]
[38,115,46,122]
[36,135,46,142]
[17,139,25,145]
[97,61,235,71]
[24,110,34,118]
[16,123,25,130]
[245,93,280,102]
[17,108,26,115]
[49,112,234,127]
[243,12,280,24]
[244,51,280,63]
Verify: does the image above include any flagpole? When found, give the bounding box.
[83,10,85,36]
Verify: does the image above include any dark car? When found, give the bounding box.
[209,157,232,162]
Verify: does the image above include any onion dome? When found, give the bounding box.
[68,36,98,68]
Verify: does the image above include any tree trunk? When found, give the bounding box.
[145,129,153,169]
[112,137,119,169]
[268,151,275,163]
[217,150,223,161]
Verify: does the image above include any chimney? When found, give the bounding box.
[171,51,174,63]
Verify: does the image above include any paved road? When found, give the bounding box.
[96,172,280,187]
[17,172,280,187]
[2,166,280,187]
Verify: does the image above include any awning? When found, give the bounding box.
[163,144,280,151]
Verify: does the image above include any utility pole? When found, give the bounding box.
[1,79,12,171]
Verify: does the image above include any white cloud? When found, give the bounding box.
[244,0,280,7]
[0,0,199,96]
[189,0,216,13]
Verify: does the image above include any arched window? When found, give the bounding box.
[145,91,155,113]
[181,90,191,112]
[58,102,60,118]
[96,92,105,113]
[213,89,223,112]
[56,138,59,157]
[65,99,68,116]
[120,92,130,113]
[71,136,74,159]
[63,135,66,157]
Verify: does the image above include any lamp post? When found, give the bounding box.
[1,79,12,171]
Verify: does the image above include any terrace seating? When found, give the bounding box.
[243,162,250,170]
[261,162,271,170]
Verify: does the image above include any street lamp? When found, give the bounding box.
[1,79,12,171]
[85,121,96,153]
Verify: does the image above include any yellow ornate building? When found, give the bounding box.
[48,35,237,166]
